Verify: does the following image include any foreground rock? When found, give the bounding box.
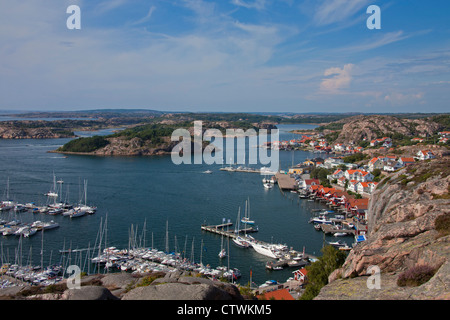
[316,157,450,300]
[0,272,244,300]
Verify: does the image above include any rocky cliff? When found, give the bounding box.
[327,115,442,144]
[316,156,450,300]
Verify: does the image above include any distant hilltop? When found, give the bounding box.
[314,114,449,145]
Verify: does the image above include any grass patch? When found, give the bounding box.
[434,213,450,238]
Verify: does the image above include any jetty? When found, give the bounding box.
[200,222,258,238]
[275,173,296,191]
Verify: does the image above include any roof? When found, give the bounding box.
[257,289,295,301]
[349,198,369,210]
[400,157,415,162]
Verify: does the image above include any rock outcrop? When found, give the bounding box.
[315,156,450,300]
[0,271,244,301]
[329,115,442,144]
[0,127,75,139]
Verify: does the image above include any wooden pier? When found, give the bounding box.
[201,222,258,239]
[275,173,296,191]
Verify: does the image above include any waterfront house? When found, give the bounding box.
[416,150,435,160]
[257,289,295,301]
[293,268,308,283]
[299,178,320,189]
[347,198,369,219]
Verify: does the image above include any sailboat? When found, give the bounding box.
[232,207,252,249]
[218,218,227,259]
[0,178,15,212]
[44,173,59,198]
[71,179,96,218]
[241,198,255,225]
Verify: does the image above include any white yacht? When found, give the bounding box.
[251,242,280,259]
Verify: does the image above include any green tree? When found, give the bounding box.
[300,245,347,300]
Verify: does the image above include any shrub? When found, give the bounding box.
[435,213,450,238]
[59,136,109,153]
[397,264,437,287]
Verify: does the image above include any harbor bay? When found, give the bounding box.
[0,124,348,287]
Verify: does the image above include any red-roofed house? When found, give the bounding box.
[368,157,384,172]
[398,157,415,166]
[293,268,308,283]
[257,289,295,301]
[345,169,374,182]
[416,150,435,160]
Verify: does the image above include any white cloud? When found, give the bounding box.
[320,64,355,93]
[337,31,409,53]
[131,6,157,26]
[313,0,370,26]
[231,0,267,10]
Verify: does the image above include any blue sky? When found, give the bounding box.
[0,0,449,113]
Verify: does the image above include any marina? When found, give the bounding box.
[0,123,343,289]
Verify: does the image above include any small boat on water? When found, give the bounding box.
[309,215,332,225]
[327,240,347,248]
[218,248,226,259]
[31,220,59,230]
[263,183,273,189]
[203,170,213,174]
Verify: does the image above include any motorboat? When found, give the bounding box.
[31,220,59,230]
[263,183,273,189]
[309,215,332,224]
[203,170,213,174]
[251,242,280,259]
[327,240,347,248]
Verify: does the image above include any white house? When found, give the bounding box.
[347,180,359,193]
[328,169,345,180]
[383,161,402,172]
[368,157,384,172]
[416,150,435,160]
[345,169,374,182]
[357,181,379,194]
